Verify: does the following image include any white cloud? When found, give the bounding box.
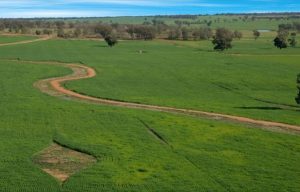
[0,0,297,18]
[57,0,190,7]
[0,0,40,7]
[0,9,119,18]
[191,3,242,7]
[0,0,235,7]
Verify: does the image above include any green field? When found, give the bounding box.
[0,35,37,44]
[0,31,300,191]
[0,35,299,125]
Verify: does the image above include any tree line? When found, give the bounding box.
[0,18,228,41]
[1,19,298,49]
[0,19,158,40]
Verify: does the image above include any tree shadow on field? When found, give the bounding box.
[235,106,283,110]
[92,44,109,48]
[259,47,272,50]
[194,48,214,53]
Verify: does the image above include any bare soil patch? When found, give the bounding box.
[33,143,97,183]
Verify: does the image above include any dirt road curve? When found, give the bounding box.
[0,35,299,134]
[23,60,299,134]
[0,36,51,47]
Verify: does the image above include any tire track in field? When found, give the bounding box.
[2,59,298,134]
[0,35,51,47]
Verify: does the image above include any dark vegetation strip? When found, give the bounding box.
[53,131,98,159]
[138,119,230,190]
[138,119,170,146]
[212,82,300,110]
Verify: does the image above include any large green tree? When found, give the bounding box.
[253,30,260,40]
[104,33,118,47]
[274,30,289,49]
[212,28,233,51]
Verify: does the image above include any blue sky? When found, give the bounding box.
[0,0,299,18]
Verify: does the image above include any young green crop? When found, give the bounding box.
[0,33,299,191]
[0,60,299,192]
[1,35,298,125]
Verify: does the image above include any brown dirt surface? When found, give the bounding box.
[43,169,69,182]
[33,143,97,183]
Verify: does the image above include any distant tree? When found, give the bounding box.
[104,33,118,47]
[134,25,156,40]
[206,20,212,27]
[68,22,75,28]
[192,30,200,40]
[57,28,65,38]
[152,19,165,26]
[43,29,52,35]
[181,27,189,40]
[278,23,293,31]
[126,25,136,39]
[192,27,213,40]
[296,74,300,104]
[212,28,233,51]
[82,28,90,37]
[35,30,42,35]
[253,30,260,40]
[294,22,300,32]
[55,21,65,29]
[62,31,73,39]
[21,27,30,34]
[95,24,113,38]
[289,32,297,47]
[174,20,182,27]
[0,23,4,31]
[168,28,181,40]
[274,30,289,49]
[74,27,82,38]
[233,30,243,40]
[143,21,152,25]
[155,22,168,35]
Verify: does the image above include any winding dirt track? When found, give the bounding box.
[1,37,300,134]
[32,62,300,134]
